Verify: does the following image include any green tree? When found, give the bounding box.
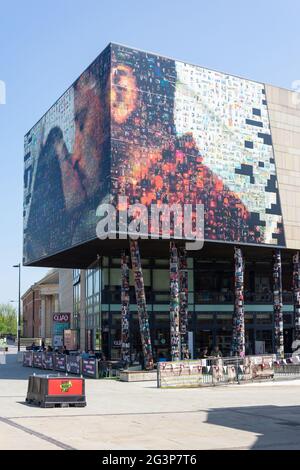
[0,303,17,335]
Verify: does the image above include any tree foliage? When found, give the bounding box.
[0,303,17,335]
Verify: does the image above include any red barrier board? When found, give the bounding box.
[48,378,83,396]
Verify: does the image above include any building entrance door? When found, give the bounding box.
[284,328,293,354]
[153,313,170,362]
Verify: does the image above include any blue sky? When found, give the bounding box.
[0,0,299,303]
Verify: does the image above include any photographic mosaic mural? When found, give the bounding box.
[110,44,285,248]
[23,46,111,264]
[23,43,285,265]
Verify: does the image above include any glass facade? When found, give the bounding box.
[76,256,294,359]
[85,264,101,352]
[72,269,81,330]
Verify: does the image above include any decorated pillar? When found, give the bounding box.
[231,247,245,357]
[293,252,300,338]
[121,251,130,365]
[129,240,154,370]
[273,249,284,357]
[179,247,189,359]
[170,241,180,361]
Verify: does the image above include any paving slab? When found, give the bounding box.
[1,347,300,450]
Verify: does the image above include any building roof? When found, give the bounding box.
[21,269,59,300]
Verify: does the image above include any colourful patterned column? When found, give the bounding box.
[170,241,180,361]
[129,240,154,370]
[179,247,189,359]
[293,252,300,338]
[121,251,130,365]
[231,247,245,357]
[273,249,284,357]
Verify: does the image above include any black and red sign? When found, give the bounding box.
[82,358,98,378]
[54,354,66,372]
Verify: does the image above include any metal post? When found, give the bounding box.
[13,263,21,352]
[273,249,284,357]
[293,252,300,339]
[129,240,153,370]
[18,264,21,352]
[231,247,245,357]
[170,241,180,361]
[179,247,189,359]
[121,251,130,365]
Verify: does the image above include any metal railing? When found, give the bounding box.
[157,355,281,388]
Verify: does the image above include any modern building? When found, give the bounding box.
[23,43,300,363]
[22,269,73,342]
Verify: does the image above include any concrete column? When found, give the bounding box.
[54,294,59,312]
[45,296,51,339]
[231,247,245,357]
[179,247,189,359]
[40,296,46,339]
[129,240,153,370]
[170,241,180,361]
[121,251,130,365]
[273,249,284,357]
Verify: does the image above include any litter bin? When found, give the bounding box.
[26,374,86,408]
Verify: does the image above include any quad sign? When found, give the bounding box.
[53,313,70,323]
[52,313,71,348]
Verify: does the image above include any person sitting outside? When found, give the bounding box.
[201,347,209,359]
[99,354,109,378]
[211,345,223,358]
[94,351,103,360]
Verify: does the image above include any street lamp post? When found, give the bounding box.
[13,263,21,352]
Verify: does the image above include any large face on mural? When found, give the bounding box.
[110,44,285,247]
[23,48,110,264]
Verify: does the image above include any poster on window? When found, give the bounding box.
[63,329,78,351]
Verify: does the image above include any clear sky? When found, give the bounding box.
[0,0,299,303]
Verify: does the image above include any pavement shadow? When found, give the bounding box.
[206,405,300,450]
[0,352,49,380]
[16,401,34,407]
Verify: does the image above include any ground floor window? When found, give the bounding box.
[84,310,295,360]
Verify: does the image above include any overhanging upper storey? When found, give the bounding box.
[23,43,300,268]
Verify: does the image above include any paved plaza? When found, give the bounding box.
[1,346,300,450]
